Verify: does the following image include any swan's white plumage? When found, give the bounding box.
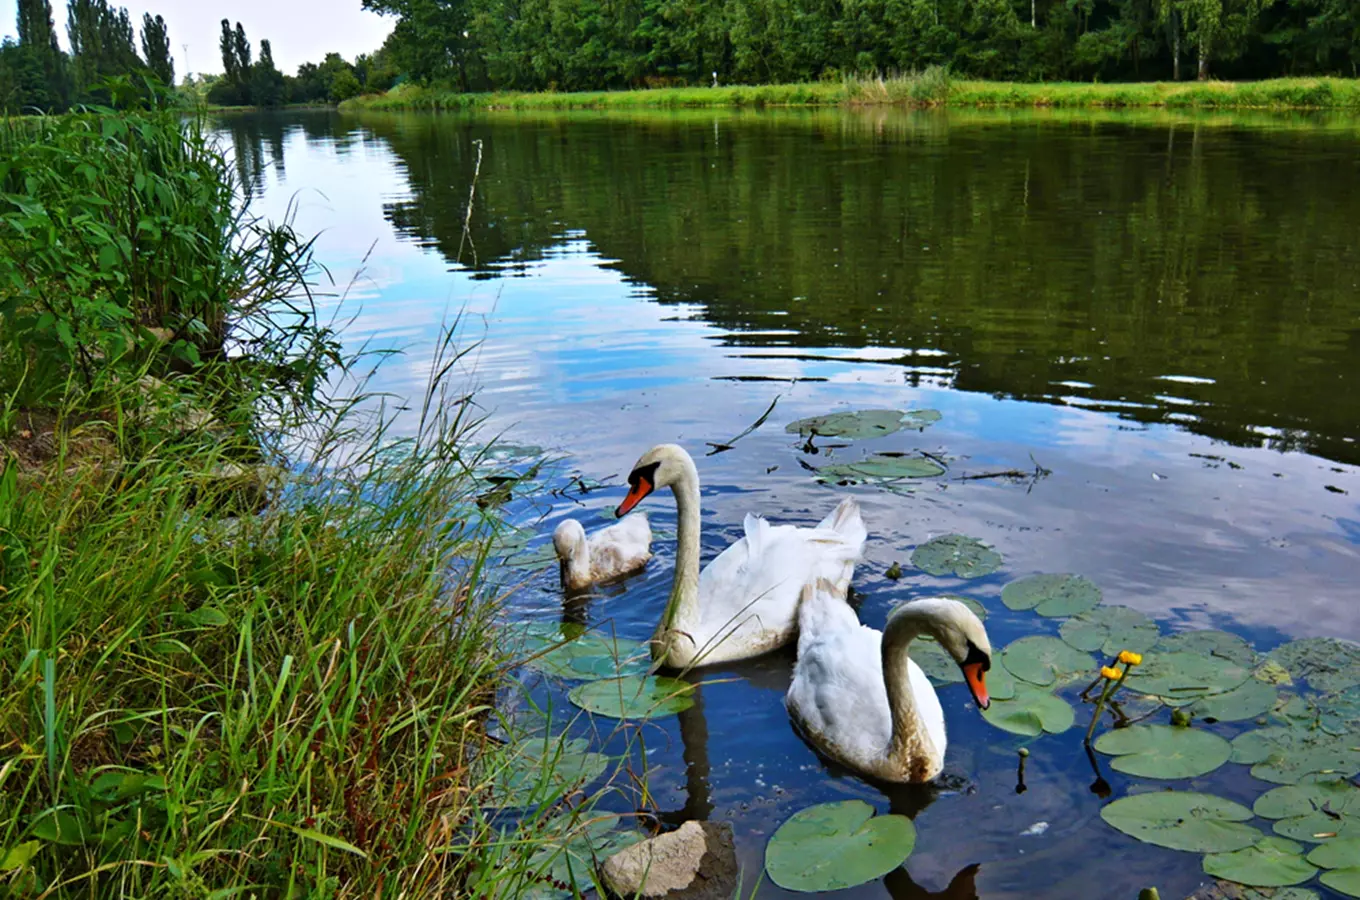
[618,443,866,668]
[786,589,987,783]
[679,499,866,664]
[553,513,652,591]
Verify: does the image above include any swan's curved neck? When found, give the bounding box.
[657,453,702,661]
[881,610,942,774]
[561,545,591,589]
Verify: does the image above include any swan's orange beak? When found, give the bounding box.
[962,662,990,710]
[616,475,654,517]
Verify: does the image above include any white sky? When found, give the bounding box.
[0,0,396,78]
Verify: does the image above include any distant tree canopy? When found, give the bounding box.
[205,22,399,108]
[361,0,1360,89]
[1,0,175,113]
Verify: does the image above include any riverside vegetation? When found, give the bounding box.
[0,100,642,896]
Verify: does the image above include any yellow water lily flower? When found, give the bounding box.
[1119,651,1143,666]
[1100,666,1122,680]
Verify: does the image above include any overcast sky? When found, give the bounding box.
[0,0,396,78]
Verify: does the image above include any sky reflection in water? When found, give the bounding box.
[220,109,1360,899]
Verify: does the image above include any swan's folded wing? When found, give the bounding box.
[788,624,892,758]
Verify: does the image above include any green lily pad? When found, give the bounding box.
[911,535,1002,579]
[1256,660,1296,686]
[786,409,920,440]
[1231,727,1360,785]
[1060,605,1160,655]
[1189,678,1279,723]
[485,736,611,808]
[1320,869,1360,898]
[816,455,946,485]
[1270,638,1360,693]
[901,409,943,429]
[1000,635,1095,687]
[980,685,1074,736]
[568,675,695,720]
[1254,776,1360,821]
[1099,792,1262,852]
[1203,837,1318,888]
[1309,838,1360,869]
[764,800,916,892]
[1094,724,1232,779]
[1124,651,1250,702]
[1258,775,1360,841]
[516,624,650,680]
[1157,630,1258,668]
[524,813,644,899]
[1002,574,1102,618]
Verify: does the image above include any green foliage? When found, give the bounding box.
[911,534,1003,578]
[0,106,336,413]
[138,13,172,86]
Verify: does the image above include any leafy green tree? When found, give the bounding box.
[66,0,142,103]
[13,0,68,109]
[139,13,172,85]
[250,38,285,106]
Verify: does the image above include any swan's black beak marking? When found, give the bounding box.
[617,462,659,517]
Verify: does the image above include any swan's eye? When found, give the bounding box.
[963,642,990,671]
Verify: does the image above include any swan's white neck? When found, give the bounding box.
[881,609,943,780]
[655,452,702,666]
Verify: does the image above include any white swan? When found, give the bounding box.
[614,443,866,668]
[552,513,653,592]
[785,584,992,783]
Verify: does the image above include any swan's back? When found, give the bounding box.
[589,512,652,581]
[689,498,865,659]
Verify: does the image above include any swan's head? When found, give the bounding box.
[892,597,993,710]
[552,519,588,562]
[615,443,695,517]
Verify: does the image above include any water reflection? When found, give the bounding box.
[214,109,1360,900]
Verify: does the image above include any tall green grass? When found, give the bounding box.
[0,101,643,896]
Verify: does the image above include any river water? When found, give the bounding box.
[218,107,1360,900]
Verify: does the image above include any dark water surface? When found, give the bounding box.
[219,108,1360,900]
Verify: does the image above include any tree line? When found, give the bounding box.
[362,0,1360,92]
[203,20,399,107]
[1,0,173,112]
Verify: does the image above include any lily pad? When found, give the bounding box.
[1270,638,1360,693]
[485,736,611,808]
[786,409,919,440]
[1158,630,1258,668]
[1002,574,1102,618]
[1060,605,1160,655]
[1125,651,1250,702]
[1203,837,1318,888]
[1099,792,1262,852]
[1253,776,1360,842]
[1320,869,1360,898]
[1254,776,1360,821]
[568,675,695,720]
[764,800,916,892]
[901,409,943,429]
[1231,727,1360,785]
[912,639,964,684]
[1309,838,1360,869]
[980,685,1074,736]
[1000,635,1095,687]
[816,455,946,485]
[1189,678,1279,723]
[516,624,650,680]
[1094,724,1232,779]
[911,535,1002,579]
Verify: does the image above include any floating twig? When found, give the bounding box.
[707,396,780,455]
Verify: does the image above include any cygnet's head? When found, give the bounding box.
[552,519,588,562]
[615,443,696,517]
[891,597,993,709]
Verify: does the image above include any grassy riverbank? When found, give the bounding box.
[342,74,1360,112]
[0,105,613,896]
